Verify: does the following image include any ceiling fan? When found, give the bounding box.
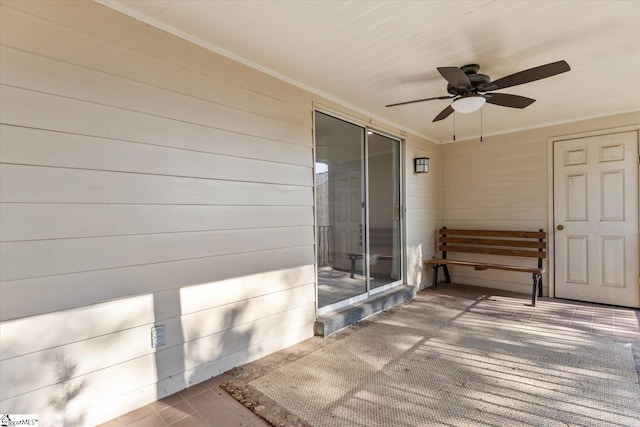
[386,60,570,122]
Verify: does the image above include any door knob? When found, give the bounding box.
[557,224,564,230]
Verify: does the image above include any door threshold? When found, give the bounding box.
[314,285,415,337]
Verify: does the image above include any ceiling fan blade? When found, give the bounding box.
[432,105,454,122]
[485,93,536,109]
[488,60,570,90]
[385,95,453,108]
[437,67,472,90]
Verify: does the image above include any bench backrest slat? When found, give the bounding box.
[438,245,546,259]
[440,237,546,249]
[438,228,546,260]
[440,229,546,239]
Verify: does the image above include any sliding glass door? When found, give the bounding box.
[315,112,367,309]
[315,111,403,313]
[367,132,402,291]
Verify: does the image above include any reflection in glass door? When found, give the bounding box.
[315,112,366,309]
[367,133,402,291]
[315,111,403,313]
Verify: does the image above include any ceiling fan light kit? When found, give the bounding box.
[451,95,486,114]
[386,60,571,126]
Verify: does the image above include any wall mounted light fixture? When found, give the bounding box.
[414,157,429,173]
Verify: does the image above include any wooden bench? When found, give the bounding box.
[425,228,547,306]
[346,253,363,278]
[347,253,394,278]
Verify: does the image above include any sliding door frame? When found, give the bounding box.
[313,108,406,315]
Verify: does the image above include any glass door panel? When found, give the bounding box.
[315,112,367,310]
[367,133,402,290]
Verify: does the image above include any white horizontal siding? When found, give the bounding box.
[1,164,312,205]
[442,193,547,209]
[0,83,308,149]
[1,246,315,322]
[1,263,316,354]
[1,226,313,281]
[0,1,312,113]
[76,322,311,427]
[1,125,311,185]
[0,10,310,132]
[0,1,317,425]
[440,128,549,226]
[1,303,316,422]
[1,204,313,242]
[0,84,311,164]
[441,178,547,199]
[442,206,548,222]
[404,137,441,288]
[2,283,315,399]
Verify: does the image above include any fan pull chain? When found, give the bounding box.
[480,108,483,142]
[453,111,456,141]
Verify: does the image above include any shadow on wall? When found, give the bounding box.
[185,300,254,388]
[1,265,311,424]
[151,292,255,399]
[178,265,311,390]
[152,265,312,401]
[6,294,179,424]
[48,353,86,426]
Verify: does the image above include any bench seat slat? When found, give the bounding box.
[438,245,547,259]
[439,229,546,239]
[440,236,546,248]
[426,258,545,274]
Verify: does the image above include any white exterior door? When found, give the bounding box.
[553,131,639,308]
[332,170,363,271]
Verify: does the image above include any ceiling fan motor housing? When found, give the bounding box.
[460,64,480,73]
[447,65,491,95]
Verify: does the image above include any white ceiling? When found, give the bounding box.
[103,0,640,143]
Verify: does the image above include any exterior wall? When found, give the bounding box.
[440,111,640,295]
[405,135,441,289]
[0,1,316,425]
[0,1,440,425]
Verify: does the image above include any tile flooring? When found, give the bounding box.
[98,374,270,427]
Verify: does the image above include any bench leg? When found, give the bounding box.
[537,274,543,298]
[431,264,452,288]
[350,257,356,279]
[531,273,542,307]
[432,265,439,289]
[443,265,451,283]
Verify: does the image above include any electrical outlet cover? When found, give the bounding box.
[151,324,166,348]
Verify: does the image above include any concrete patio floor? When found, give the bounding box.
[100,284,640,427]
